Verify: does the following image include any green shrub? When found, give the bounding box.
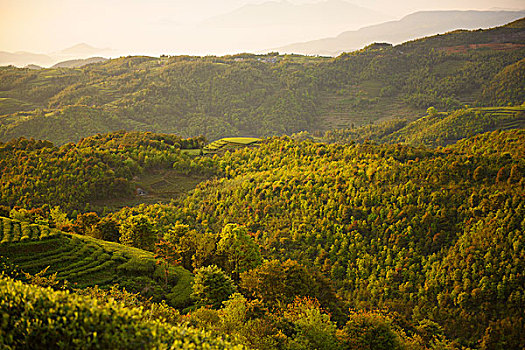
[0,276,243,349]
[21,222,31,241]
[39,227,49,239]
[117,256,155,274]
[192,265,236,309]
[2,218,12,243]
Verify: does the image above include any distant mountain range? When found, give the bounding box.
[0,43,111,68]
[58,43,111,56]
[194,0,392,53]
[51,57,108,69]
[0,51,55,67]
[204,0,388,31]
[276,10,525,56]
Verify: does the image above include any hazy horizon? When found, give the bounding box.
[1,0,524,58]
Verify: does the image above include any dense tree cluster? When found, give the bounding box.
[147,130,523,348]
[1,129,523,348]
[0,131,216,212]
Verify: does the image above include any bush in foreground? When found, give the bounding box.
[0,276,242,349]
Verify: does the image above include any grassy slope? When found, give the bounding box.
[0,216,193,308]
[385,106,525,146]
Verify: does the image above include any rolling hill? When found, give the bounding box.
[0,216,193,307]
[0,19,523,145]
[51,57,108,69]
[323,106,525,146]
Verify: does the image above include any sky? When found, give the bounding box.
[1,0,524,56]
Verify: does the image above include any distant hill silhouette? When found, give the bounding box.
[204,0,387,30]
[0,51,54,67]
[58,43,111,56]
[52,57,108,68]
[0,43,112,68]
[276,10,525,55]
[24,64,43,70]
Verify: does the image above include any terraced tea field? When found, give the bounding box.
[203,137,261,153]
[0,217,193,307]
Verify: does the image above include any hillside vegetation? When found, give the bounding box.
[123,129,523,348]
[0,19,524,144]
[0,276,240,349]
[0,131,216,212]
[0,17,524,350]
[0,129,523,349]
[323,106,525,146]
[0,216,193,307]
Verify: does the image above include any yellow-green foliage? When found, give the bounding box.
[0,217,193,308]
[0,132,213,212]
[204,137,261,153]
[324,106,525,147]
[0,276,242,349]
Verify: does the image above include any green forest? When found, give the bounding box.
[1,18,524,144]
[0,17,524,350]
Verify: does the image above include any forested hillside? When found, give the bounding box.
[323,106,525,146]
[1,19,524,144]
[0,132,215,212]
[1,129,523,349]
[151,130,524,348]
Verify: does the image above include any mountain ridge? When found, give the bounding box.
[276,10,525,55]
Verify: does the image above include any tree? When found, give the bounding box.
[154,238,180,287]
[427,106,437,117]
[73,212,99,235]
[283,297,339,350]
[192,265,236,309]
[162,223,196,270]
[216,224,262,280]
[240,259,346,323]
[339,310,402,350]
[93,217,120,242]
[49,206,72,230]
[119,214,157,251]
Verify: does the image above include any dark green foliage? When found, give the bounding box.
[481,58,525,106]
[92,216,120,241]
[324,106,525,146]
[216,224,262,280]
[192,265,237,309]
[240,259,346,324]
[339,311,402,350]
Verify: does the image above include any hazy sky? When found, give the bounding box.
[1,0,523,55]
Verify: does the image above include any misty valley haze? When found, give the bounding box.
[1,0,525,62]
